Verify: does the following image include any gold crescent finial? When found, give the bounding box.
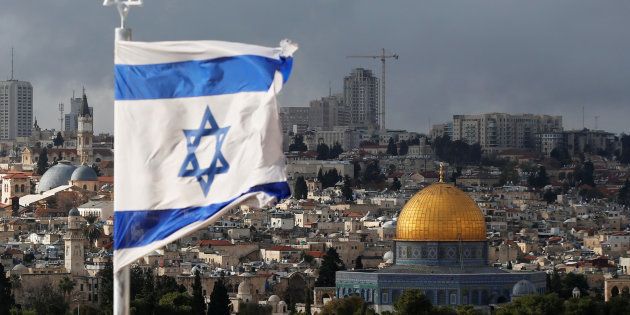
[439,162,444,182]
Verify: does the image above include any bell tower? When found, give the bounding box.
[77,88,93,165]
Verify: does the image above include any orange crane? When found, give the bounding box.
[347,48,399,131]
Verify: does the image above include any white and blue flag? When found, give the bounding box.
[113,39,297,271]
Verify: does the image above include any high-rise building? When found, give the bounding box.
[65,92,93,132]
[429,122,453,140]
[0,79,33,140]
[77,90,93,164]
[452,113,562,151]
[308,94,347,130]
[343,68,379,130]
[279,107,310,134]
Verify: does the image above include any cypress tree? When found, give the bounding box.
[192,269,205,315]
[36,147,49,175]
[293,176,308,200]
[386,138,398,156]
[315,248,345,287]
[207,278,230,315]
[0,262,14,315]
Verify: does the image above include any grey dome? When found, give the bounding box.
[71,165,98,181]
[69,208,80,216]
[38,161,76,193]
[512,280,536,297]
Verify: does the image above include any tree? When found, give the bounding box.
[238,302,272,315]
[559,273,589,299]
[98,261,114,312]
[321,169,341,189]
[496,293,564,315]
[354,255,363,270]
[206,278,230,315]
[398,140,409,155]
[53,132,64,148]
[58,276,76,302]
[36,147,49,176]
[0,263,14,315]
[548,268,562,294]
[288,135,307,152]
[362,160,384,184]
[390,177,401,191]
[304,285,312,315]
[329,142,343,159]
[293,176,308,200]
[24,282,68,315]
[83,215,103,247]
[564,297,605,315]
[528,166,549,189]
[393,289,433,315]
[550,147,572,166]
[341,175,353,202]
[157,291,193,315]
[386,137,398,156]
[617,180,630,207]
[315,248,346,287]
[499,161,520,186]
[192,270,205,315]
[543,189,558,204]
[316,143,330,160]
[320,296,373,315]
[91,163,103,177]
[618,134,630,164]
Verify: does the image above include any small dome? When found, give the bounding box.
[278,301,287,306]
[38,161,76,193]
[512,280,536,297]
[237,281,251,295]
[382,221,396,229]
[68,208,80,216]
[383,251,394,262]
[12,263,28,273]
[268,295,281,304]
[71,165,98,181]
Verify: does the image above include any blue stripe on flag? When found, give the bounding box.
[113,181,290,250]
[115,55,293,100]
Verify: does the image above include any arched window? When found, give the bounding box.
[612,286,619,297]
[14,184,18,192]
[83,185,87,190]
[20,184,24,192]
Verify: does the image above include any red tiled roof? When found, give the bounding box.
[306,251,325,258]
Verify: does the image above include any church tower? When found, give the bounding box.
[77,89,93,165]
[64,208,85,275]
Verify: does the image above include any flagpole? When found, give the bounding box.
[104,1,141,315]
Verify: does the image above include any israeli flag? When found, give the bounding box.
[113,39,297,271]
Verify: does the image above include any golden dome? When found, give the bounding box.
[395,182,487,241]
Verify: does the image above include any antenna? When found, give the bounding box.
[10,47,14,81]
[582,106,585,129]
[328,81,332,97]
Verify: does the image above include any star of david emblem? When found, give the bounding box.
[179,106,230,196]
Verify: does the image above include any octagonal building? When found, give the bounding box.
[335,173,545,313]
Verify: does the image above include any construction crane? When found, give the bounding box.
[347,48,398,131]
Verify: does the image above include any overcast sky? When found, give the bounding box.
[1,0,629,134]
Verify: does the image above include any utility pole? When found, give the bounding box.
[347,48,398,131]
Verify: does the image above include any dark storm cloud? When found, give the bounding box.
[0,0,629,133]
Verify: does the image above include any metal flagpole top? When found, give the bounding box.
[103,0,143,41]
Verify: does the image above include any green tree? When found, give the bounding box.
[316,143,330,160]
[393,289,433,315]
[192,270,205,315]
[206,278,230,315]
[528,166,549,189]
[341,175,353,202]
[83,215,103,247]
[618,134,630,164]
[319,296,373,315]
[36,147,49,176]
[386,137,398,156]
[543,189,558,204]
[91,163,103,177]
[289,135,308,152]
[398,140,409,155]
[53,132,64,148]
[605,296,630,315]
[293,176,308,200]
[98,261,114,312]
[617,180,630,207]
[58,276,76,302]
[550,147,572,166]
[322,169,341,189]
[390,177,401,191]
[315,248,346,287]
[24,282,68,315]
[238,302,272,315]
[559,273,589,299]
[156,291,193,315]
[564,297,605,315]
[329,142,344,159]
[548,268,562,294]
[0,263,14,315]
[496,293,564,315]
[304,286,312,315]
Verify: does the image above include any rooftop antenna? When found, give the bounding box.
[582,106,585,129]
[328,81,332,97]
[10,47,14,81]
